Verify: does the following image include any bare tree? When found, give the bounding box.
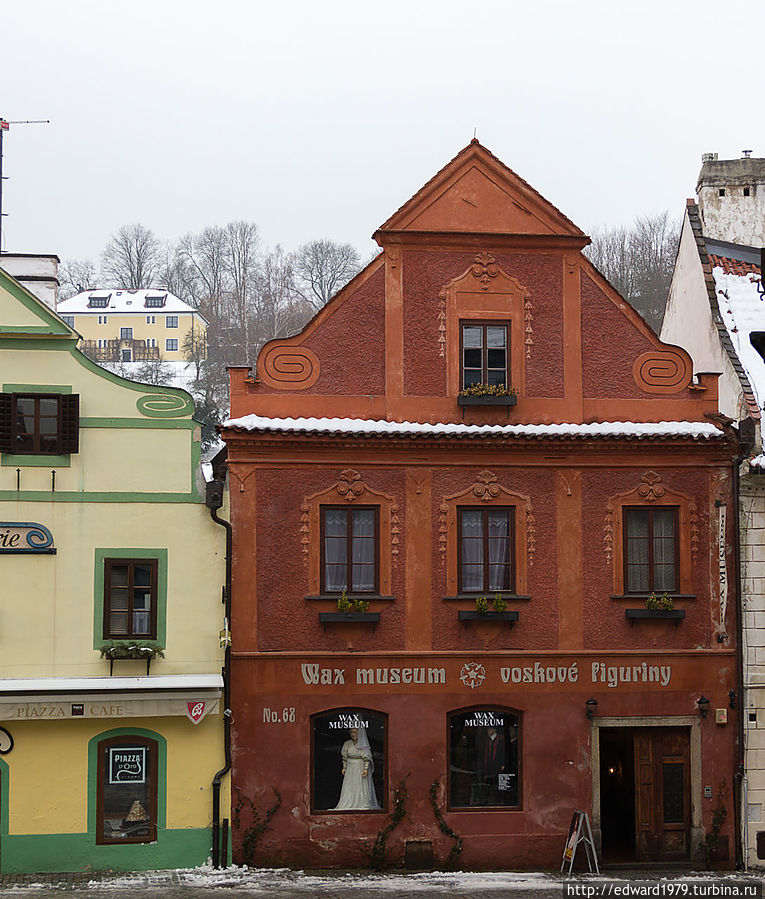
[293,239,362,311]
[101,224,162,289]
[222,221,260,364]
[59,258,97,299]
[252,246,312,349]
[586,212,680,332]
[172,226,229,317]
[134,357,173,386]
[183,326,208,381]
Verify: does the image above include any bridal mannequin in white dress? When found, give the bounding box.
[333,725,380,810]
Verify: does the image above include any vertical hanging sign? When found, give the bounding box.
[718,504,728,630]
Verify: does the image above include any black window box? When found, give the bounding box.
[457,395,517,407]
[458,610,519,626]
[319,611,381,632]
[625,609,685,625]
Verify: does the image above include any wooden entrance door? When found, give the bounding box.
[634,727,691,861]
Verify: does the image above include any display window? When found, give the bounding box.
[96,736,158,843]
[448,707,521,809]
[311,709,386,813]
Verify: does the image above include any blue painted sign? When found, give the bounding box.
[0,522,55,554]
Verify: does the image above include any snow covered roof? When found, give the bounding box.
[58,288,207,320]
[223,414,723,441]
[711,260,765,409]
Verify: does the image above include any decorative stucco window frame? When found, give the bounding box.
[440,470,534,597]
[606,471,698,597]
[302,469,398,598]
[438,252,532,397]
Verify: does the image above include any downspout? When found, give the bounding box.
[732,418,755,870]
[206,478,232,869]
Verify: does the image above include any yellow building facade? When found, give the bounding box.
[56,288,207,364]
[0,268,228,872]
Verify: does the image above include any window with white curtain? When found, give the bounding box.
[321,506,378,593]
[458,507,514,593]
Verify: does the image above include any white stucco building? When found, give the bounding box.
[661,151,765,867]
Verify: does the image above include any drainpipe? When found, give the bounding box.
[732,419,755,870]
[206,478,232,869]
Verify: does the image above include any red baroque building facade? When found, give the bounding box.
[221,142,742,869]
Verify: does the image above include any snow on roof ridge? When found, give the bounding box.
[58,287,201,316]
[223,413,723,440]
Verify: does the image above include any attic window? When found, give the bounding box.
[751,333,765,363]
[145,295,166,308]
[88,297,110,309]
[743,187,751,197]
[718,189,726,197]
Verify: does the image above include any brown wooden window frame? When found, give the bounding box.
[103,558,159,640]
[320,505,379,594]
[460,320,510,390]
[96,735,158,845]
[0,392,79,455]
[457,505,515,594]
[623,506,680,594]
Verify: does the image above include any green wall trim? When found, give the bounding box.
[0,336,77,349]
[0,268,71,334]
[0,491,202,503]
[86,727,167,832]
[0,326,67,335]
[1,454,71,468]
[0,828,211,873]
[136,394,196,418]
[0,727,209,873]
[93,550,168,650]
[79,417,195,430]
[3,383,73,394]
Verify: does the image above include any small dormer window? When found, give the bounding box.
[145,294,167,308]
[88,296,110,309]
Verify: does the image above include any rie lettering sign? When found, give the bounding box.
[0,522,55,554]
[109,747,146,784]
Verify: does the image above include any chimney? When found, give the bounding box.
[697,151,765,245]
[0,253,60,309]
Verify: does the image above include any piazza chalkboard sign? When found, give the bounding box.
[109,747,146,784]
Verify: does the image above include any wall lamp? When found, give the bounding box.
[697,696,710,719]
[586,698,598,719]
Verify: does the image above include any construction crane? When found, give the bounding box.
[0,117,50,252]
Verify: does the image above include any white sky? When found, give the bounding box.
[2,0,764,265]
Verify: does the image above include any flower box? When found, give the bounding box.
[319,611,381,632]
[625,609,685,624]
[458,610,519,626]
[457,395,517,407]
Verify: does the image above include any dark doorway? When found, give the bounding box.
[600,728,636,862]
[599,727,691,863]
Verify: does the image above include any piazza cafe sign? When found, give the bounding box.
[0,522,55,554]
